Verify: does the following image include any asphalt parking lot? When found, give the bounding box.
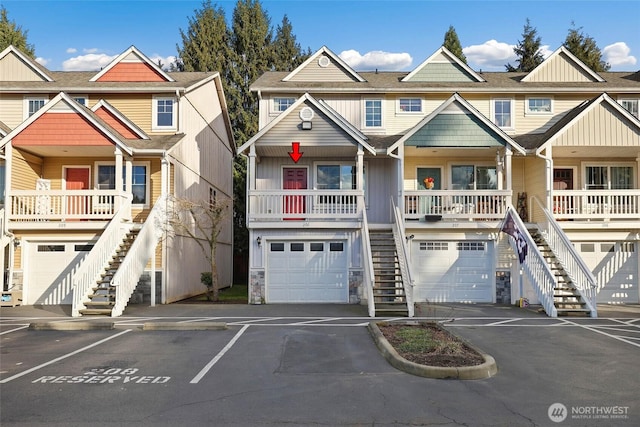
[1,302,639,426]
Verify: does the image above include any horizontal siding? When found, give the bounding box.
[101,95,152,134]
[0,94,25,129]
[405,113,504,147]
[11,148,42,190]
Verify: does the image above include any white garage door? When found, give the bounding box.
[577,241,638,304]
[267,241,348,303]
[411,240,493,303]
[25,241,93,305]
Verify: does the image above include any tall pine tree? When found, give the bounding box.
[505,19,544,72]
[0,6,35,56]
[443,25,466,63]
[272,15,310,71]
[563,23,610,72]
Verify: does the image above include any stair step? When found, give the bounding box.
[79,308,113,316]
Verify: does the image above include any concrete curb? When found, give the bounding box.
[141,322,227,331]
[29,321,115,331]
[368,321,497,380]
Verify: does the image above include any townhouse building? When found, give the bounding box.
[239,45,640,317]
[0,45,235,315]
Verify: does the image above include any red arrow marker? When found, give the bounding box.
[288,142,303,163]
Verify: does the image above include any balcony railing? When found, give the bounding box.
[404,190,511,221]
[8,190,129,222]
[553,190,640,220]
[248,190,363,222]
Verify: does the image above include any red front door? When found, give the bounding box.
[283,168,307,220]
[65,167,90,217]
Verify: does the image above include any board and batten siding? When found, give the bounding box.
[406,62,477,82]
[553,102,640,147]
[0,53,47,81]
[288,57,359,82]
[526,52,597,82]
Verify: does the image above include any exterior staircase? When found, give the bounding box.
[79,229,140,316]
[369,230,409,316]
[529,229,592,316]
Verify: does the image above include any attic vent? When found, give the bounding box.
[318,55,330,68]
[299,107,315,121]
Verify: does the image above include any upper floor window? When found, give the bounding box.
[526,97,552,114]
[620,99,639,118]
[492,98,514,129]
[273,97,295,113]
[398,98,422,113]
[153,96,176,130]
[24,97,47,119]
[72,96,87,106]
[364,99,383,128]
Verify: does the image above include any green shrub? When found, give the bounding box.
[200,272,212,288]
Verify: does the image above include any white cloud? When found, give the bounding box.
[150,54,177,70]
[603,42,637,69]
[62,53,118,71]
[463,40,516,71]
[83,48,99,54]
[339,49,412,71]
[66,48,77,54]
[35,57,49,67]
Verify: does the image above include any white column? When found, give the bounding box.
[114,148,123,212]
[161,156,169,195]
[150,250,156,307]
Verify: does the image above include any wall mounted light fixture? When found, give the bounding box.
[256,236,262,247]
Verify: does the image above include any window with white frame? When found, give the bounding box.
[398,98,422,113]
[585,165,634,190]
[526,97,552,114]
[72,96,87,106]
[315,162,367,204]
[24,97,47,119]
[364,99,382,128]
[153,96,177,130]
[492,98,514,129]
[96,162,149,205]
[619,99,639,118]
[273,97,295,113]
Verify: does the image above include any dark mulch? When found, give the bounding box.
[378,322,485,367]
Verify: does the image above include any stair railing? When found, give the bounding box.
[111,194,168,317]
[391,199,415,317]
[72,194,133,317]
[360,202,376,317]
[502,206,558,317]
[530,196,598,317]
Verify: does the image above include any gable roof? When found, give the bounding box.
[238,93,375,155]
[388,93,525,155]
[402,46,485,83]
[0,92,133,155]
[90,46,174,83]
[282,46,366,83]
[522,46,605,83]
[91,99,149,140]
[533,93,640,154]
[0,120,11,137]
[0,45,53,82]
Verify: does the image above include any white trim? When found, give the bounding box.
[70,95,88,106]
[94,160,151,208]
[23,96,48,120]
[91,99,149,139]
[0,45,53,82]
[89,45,174,83]
[402,46,486,83]
[282,46,366,83]
[525,96,554,116]
[522,46,605,83]
[362,97,384,130]
[270,96,296,116]
[62,165,91,189]
[281,165,309,190]
[581,161,636,190]
[491,97,515,132]
[618,98,639,119]
[152,96,177,131]
[396,97,423,115]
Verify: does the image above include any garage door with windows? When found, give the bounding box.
[411,240,493,303]
[25,241,93,305]
[578,241,638,304]
[267,240,348,303]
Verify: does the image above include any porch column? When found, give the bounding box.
[114,148,123,212]
[161,156,169,195]
[124,157,133,199]
[636,154,640,189]
[248,145,257,191]
[504,146,512,192]
[356,146,364,215]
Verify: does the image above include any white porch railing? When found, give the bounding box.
[553,190,640,220]
[111,194,168,317]
[360,203,376,317]
[502,207,558,317]
[532,197,598,317]
[248,190,363,221]
[392,200,414,317]
[404,190,510,221]
[9,190,128,222]
[72,195,133,317]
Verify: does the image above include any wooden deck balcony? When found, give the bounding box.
[7,190,130,228]
[403,190,511,221]
[553,190,640,221]
[247,190,364,224]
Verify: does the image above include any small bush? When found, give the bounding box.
[201,272,212,288]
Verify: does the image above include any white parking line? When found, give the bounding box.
[0,326,29,335]
[0,329,132,384]
[552,319,640,349]
[291,317,340,325]
[190,325,250,384]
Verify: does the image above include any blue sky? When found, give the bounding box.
[3,0,639,72]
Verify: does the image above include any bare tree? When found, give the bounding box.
[168,194,232,301]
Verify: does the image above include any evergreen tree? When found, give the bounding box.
[443,25,466,64]
[505,19,544,72]
[563,23,610,72]
[176,1,231,74]
[0,6,35,57]
[272,15,310,71]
